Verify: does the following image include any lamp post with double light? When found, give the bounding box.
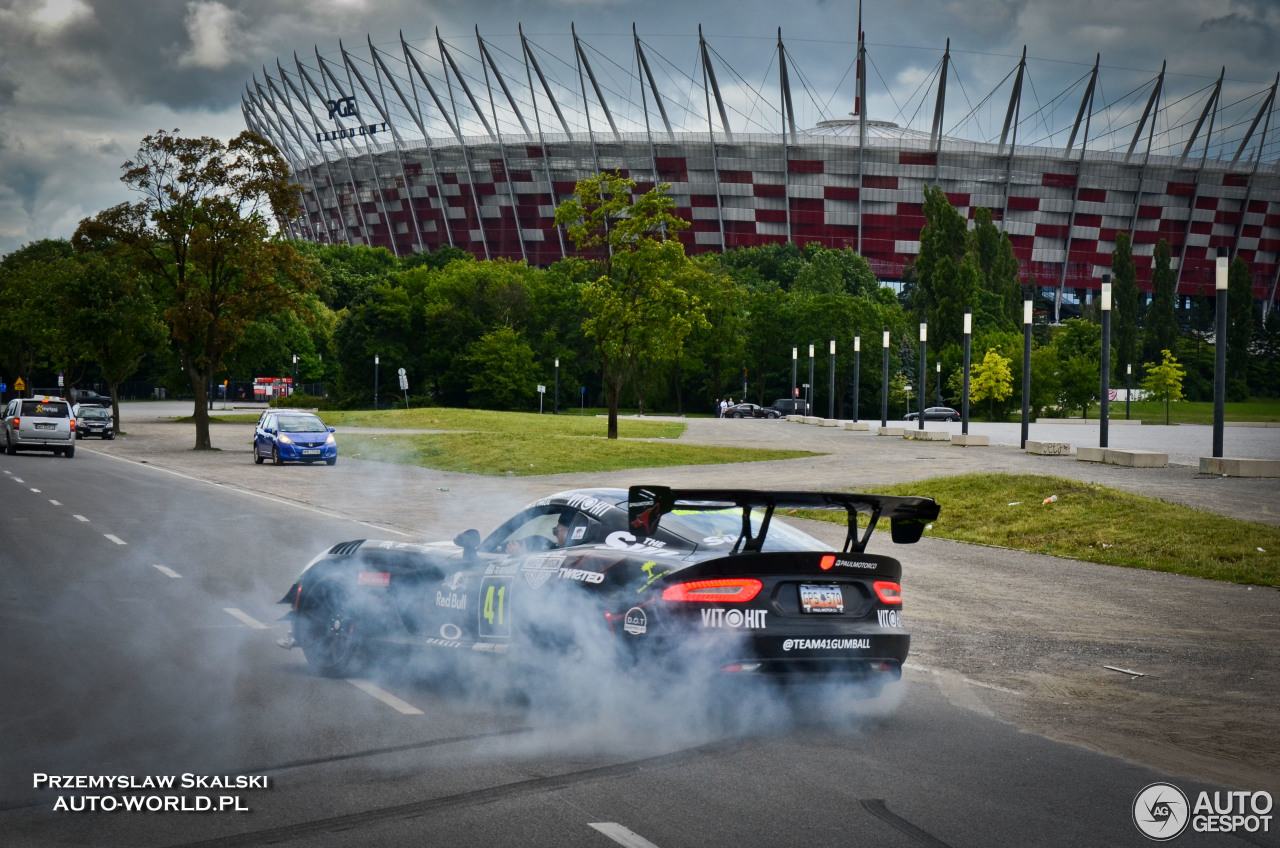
[962,308,972,435]
[791,346,798,407]
[1100,274,1112,449]
[1213,254,1228,457]
[373,354,380,411]
[853,334,861,423]
[917,322,927,431]
[808,343,815,414]
[880,327,889,427]
[828,339,836,420]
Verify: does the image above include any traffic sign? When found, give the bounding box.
[15,377,25,391]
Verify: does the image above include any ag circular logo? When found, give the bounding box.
[1133,782,1190,841]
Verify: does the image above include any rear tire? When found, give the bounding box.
[296,579,367,677]
[65,445,74,458]
[5,436,15,456]
[254,449,264,464]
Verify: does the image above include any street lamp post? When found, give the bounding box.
[880,327,889,427]
[828,339,836,420]
[807,344,815,414]
[292,354,298,397]
[318,353,323,398]
[917,322,927,431]
[1021,298,1032,449]
[853,334,861,423]
[962,309,972,435]
[1126,363,1132,421]
[935,361,941,408]
[373,354,379,411]
[1213,254,1228,457]
[791,346,798,406]
[554,357,560,414]
[1100,274,1112,449]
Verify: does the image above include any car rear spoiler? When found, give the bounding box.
[627,485,940,554]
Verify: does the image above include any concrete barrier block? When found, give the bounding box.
[843,422,873,431]
[1199,457,1280,477]
[786,415,804,422]
[1025,440,1072,456]
[1076,446,1106,463]
[1106,449,1167,468]
[878,426,906,437]
[820,418,841,427]
[802,416,823,425]
[950,434,989,446]
[905,430,950,441]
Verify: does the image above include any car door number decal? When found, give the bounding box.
[479,576,511,638]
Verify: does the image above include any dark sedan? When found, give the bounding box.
[904,406,960,422]
[724,403,781,419]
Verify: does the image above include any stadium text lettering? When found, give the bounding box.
[315,123,388,143]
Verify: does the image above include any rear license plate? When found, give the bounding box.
[301,448,321,456]
[35,423,55,430]
[799,584,844,614]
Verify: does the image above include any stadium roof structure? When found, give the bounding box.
[243,24,1280,314]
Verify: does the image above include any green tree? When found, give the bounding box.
[969,347,1013,419]
[464,326,539,410]
[1144,239,1179,364]
[967,206,1022,331]
[0,240,75,395]
[555,172,705,439]
[913,185,968,342]
[1111,231,1140,380]
[74,130,316,449]
[1055,318,1102,418]
[62,251,166,428]
[1142,349,1186,425]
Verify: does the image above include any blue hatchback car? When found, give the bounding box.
[254,412,338,466]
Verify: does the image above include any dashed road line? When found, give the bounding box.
[104,534,127,546]
[73,515,89,522]
[152,564,182,579]
[589,823,663,848]
[13,477,24,484]
[29,488,40,493]
[49,499,61,506]
[223,608,269,630]
[348,679,424,716]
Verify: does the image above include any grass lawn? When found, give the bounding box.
[319,407,688,439]
[805,473,1280,587]
[341,431,812,476]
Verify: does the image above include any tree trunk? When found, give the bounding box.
[606,381,620,440]
[108,384,121,436]
[189,369,212,450]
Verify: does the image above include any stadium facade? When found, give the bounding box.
[242,26,1280,315]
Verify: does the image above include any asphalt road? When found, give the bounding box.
[1,406,1277,847]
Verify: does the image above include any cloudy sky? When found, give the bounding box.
[1,0,1276,257]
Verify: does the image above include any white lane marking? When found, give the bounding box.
[104,534,127,545]
[89,449,415,538]
[49,499,61,506]
[74,514,89,522]
[13,477,24,484]
[588,823,663,848]
[152,564,182,579]
[29,488,40,493]
[348,679,424,716]
[223,608,269,630]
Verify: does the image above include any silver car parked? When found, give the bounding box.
[4,396,76,457]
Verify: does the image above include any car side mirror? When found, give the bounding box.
[328,427,336,433]
[454,529,481,560]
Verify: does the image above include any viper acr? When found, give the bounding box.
[278,486,938,694]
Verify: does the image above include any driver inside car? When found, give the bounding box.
[504,511,574,554]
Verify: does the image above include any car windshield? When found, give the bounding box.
[21,401,68,418]
[78,408,109,420]
[661,508,828,552]
[278,416,327,433]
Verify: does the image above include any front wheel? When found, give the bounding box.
[272,445,283,466]
[296,579,367,677]
[326,457,337,466]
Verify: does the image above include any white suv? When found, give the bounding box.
[4,396,76,457]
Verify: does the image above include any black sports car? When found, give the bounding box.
[279,486,939,695]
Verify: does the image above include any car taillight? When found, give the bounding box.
[662,578,762,603]
[820,554,836,570]
[874,581,902,604]
[70,419,76,431]
[11,417,18,429]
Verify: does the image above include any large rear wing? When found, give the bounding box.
[628,485,940,555]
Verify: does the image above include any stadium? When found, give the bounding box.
[242,25,1280,318]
